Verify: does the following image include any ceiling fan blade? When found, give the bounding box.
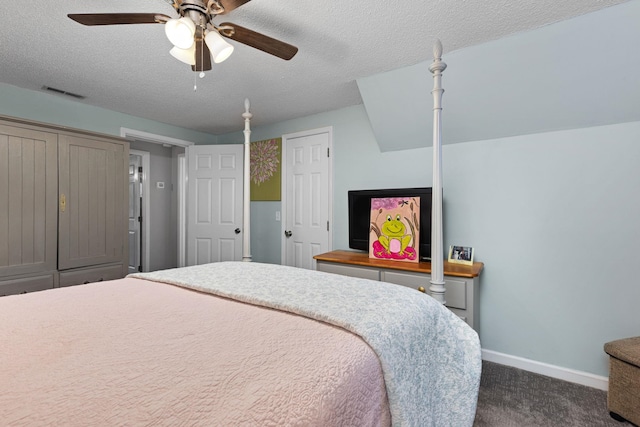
[192,38,213,72]
[68,13,171,26]
[219,22,298,60]
[218,0,252,15]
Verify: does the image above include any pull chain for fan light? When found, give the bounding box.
[194,32,206,91]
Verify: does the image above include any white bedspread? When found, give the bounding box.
[131,261,482,426]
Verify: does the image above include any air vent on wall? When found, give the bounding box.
[41,86,86,100]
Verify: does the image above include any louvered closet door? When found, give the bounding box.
[0,123,58,278]
[58,134,127,270]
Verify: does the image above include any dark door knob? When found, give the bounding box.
[284,230,292,238]
[235,228,241,234]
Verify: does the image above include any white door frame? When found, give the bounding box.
[280,126,333,264]
[177,153,187,267]
[121,128,194,272]
[120,128,195,148]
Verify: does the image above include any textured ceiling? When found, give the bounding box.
[0,0,631,135]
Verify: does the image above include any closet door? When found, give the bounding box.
[58,134,127,270]
[0,123,57,278]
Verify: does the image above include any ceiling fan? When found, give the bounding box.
[68,0,298,73]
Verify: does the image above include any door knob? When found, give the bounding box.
[284,230,292,238]
[235,228,241,234]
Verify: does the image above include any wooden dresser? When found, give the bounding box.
[314,250,483,333]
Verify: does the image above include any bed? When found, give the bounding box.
[1,41,481,426]
[1,261,480,426]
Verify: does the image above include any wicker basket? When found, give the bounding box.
[604,336,640,425]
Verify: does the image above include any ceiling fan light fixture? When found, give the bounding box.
[170,44,196,65]
[165,17,196,49]
[205,30,234,63]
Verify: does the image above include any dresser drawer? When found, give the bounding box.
[442,278,467,310]
[381,270,430,291]
[382,270,467,309]
[0,274,55,296]
[316,261,380,281]
[59,264,124,288]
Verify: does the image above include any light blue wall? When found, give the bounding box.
[223,102,640,378]
[358,0,640,150]
[218,104,397,263]
[214,1,640,378]
[250,202,281,264]
[0,83,218,144]
[3,2,639,379]
[442,122,640,376]
[218,104,434,261]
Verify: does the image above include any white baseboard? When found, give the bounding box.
[482,349,609,391]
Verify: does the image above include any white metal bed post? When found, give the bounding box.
[428,40,447,304]
[242,98,253,262]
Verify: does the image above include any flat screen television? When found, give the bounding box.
[348,187,433,260]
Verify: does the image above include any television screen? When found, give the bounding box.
[348,187,433,260]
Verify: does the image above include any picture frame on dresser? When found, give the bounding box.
[448,245,474,265]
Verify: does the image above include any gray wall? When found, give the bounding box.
[130,141,180,272]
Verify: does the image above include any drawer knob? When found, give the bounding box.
[417,286,426,293]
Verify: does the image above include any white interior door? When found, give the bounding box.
[187,144,243,265]
[177,153,187,267]
[282,128,332,270]
[128,154,142,274]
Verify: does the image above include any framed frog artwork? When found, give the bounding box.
[369,196,420,263]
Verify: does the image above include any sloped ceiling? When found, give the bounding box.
[0,0,631,137]
[358,1,640,151]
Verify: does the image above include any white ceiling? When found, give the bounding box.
[0,0,630,136]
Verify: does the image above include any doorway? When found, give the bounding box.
[121,128,193,272]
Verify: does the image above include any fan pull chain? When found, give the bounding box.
[199,34,205,79]
[193,31,209,91]
[194,32,204,91]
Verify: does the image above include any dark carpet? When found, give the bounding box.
[474,361,630,427]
